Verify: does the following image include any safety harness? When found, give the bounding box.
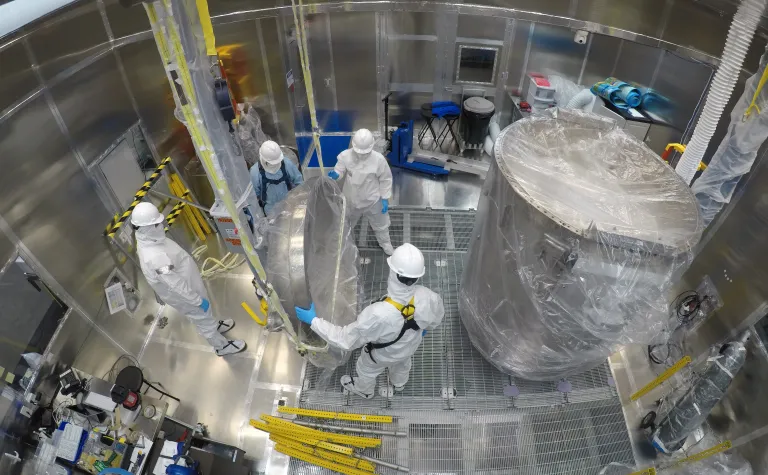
[257,161,294,210]
[364,296,419,363]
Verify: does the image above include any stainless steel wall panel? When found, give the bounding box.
[389,11,435,36]
[49,54,138,164]
[306,13,337,125]
[0,96,119,331]
[525,23,586,83]
[506,20,532,92]
[0,234,13,273]
[0,41,39,114]
[103,0,151,39]
[457,14,506,41]
[575,0,668,37]
[612,41,662,86]
[389,39,436,85]
[661,0,730,58]
[580,33,621,87]
[652,51,713,131]
[330,12,379,131]
[118,40,177,156]
[26,0,110,81]
[261,17,295,144]
[471,0,571,16]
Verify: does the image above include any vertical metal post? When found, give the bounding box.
[433,7,459,102]
[495,19,516,113]
[375,11,390,136]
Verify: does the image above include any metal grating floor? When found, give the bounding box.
[289,209,634,474]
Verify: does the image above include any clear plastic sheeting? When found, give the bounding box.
[236,102,270,168]
[266,177,358,368]
[651,334,748,454]
[691,47,768,227]
[459,108,703,380]
[668,453,753,475]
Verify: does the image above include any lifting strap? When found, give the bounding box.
[258,161,294,209]
[364,296,418,363]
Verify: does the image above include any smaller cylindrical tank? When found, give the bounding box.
[462,97,495,146]
[459,108,703,380]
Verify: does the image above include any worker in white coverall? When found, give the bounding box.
[295,244,444,398]
[328,128,394,255]
[131,202,246,356]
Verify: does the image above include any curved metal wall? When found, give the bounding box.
[0,0,762,404]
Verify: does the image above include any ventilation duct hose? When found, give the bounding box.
[566,88,596,111]
[675,0,768,184]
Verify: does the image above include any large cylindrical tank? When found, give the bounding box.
[459,109,703,380]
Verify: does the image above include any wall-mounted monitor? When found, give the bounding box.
[456,45,499,85]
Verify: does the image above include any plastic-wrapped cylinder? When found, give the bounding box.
[266,177,359,368]
[459,109,703,380]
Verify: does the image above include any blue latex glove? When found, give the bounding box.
[199,298,210,312]
[381,199,389,214]
[328,170,340,180]
[422,330,427,336]
[295,303,316,324]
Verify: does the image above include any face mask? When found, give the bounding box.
[355,151,371,161]
[387,269,417,304]
[136,223,166,243]
[261,159,281,174]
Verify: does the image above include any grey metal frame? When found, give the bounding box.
[454,44,500,86]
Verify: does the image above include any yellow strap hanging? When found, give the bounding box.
[384,297,415,318]
[745,65,768,119]
[195,0,217,56]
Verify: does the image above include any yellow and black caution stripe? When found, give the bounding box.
[165,200,187,228]
[104,157,172,237]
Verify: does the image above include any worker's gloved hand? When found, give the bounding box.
[328,170,340,180]
[199,298,210,312]
[381,199,389,214]
[422,330,427,336]
[295,303,316,324]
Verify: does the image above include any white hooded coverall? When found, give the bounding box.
[333,149,393,249]
[135,225,229,349]
[311,270,445,394]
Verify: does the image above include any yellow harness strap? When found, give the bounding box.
[384,297,416,319]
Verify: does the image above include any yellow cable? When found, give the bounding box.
[170,178,206,242]
[241,302,266,326]
[745,65,768,119]
[170,174,212,234]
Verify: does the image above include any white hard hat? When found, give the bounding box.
[387,243,425,278]
[259,140,284,165]
[131,202,164,227]
[351,128,375,155]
